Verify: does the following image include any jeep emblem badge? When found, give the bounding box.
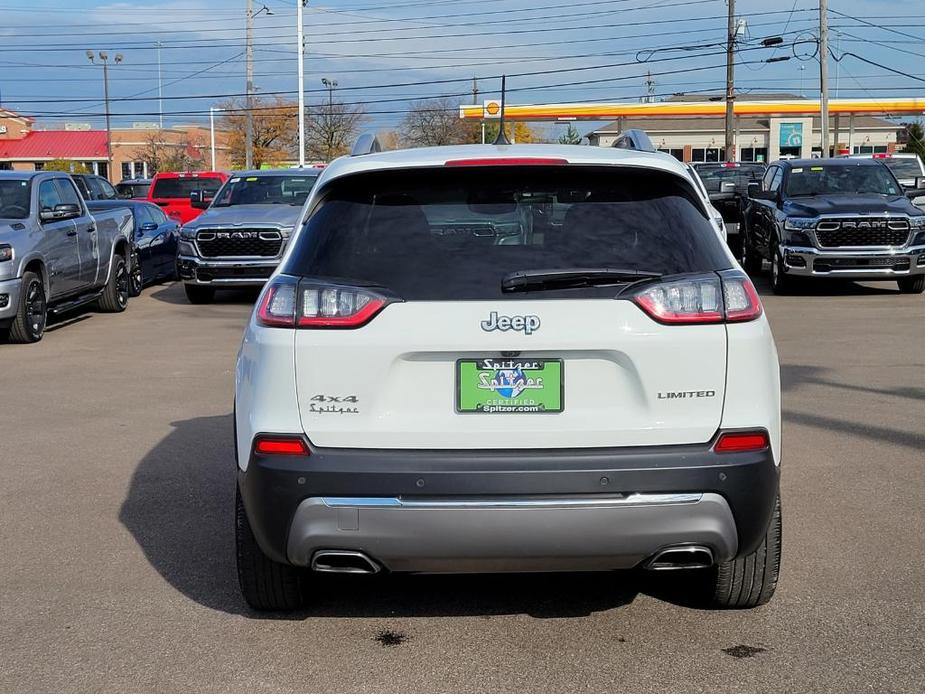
[480,311,541,335]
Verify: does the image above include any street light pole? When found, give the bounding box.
[210,107,222,171]
[156,40,163,129]
[297,1,306,167]
[87,50,122,182]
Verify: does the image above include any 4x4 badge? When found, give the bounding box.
[480,311,541,335]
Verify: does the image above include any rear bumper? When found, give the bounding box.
[781,243,925,279]
[238,437,779,572]
[177,255,277,286]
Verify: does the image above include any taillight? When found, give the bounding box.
[720,272,763,322]
[253,435,310,456]
[256,276,394,329]
[298,284,387,327]
[714,430,769,453]
[630,272,762,325]
[632,275,724,324]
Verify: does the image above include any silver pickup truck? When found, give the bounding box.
[0,171,134,343]
[176,169,319,303]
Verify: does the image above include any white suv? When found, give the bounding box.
[234,142,782,611]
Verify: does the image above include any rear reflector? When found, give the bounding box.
[444,157,568,167]
[253,436,309,456]
[714,431,769,453]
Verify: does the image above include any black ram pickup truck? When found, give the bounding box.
[741,158,925,294]
[692,162,766,257]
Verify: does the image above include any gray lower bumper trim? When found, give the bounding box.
[287,493,738,573]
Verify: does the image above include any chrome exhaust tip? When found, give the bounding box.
[644,545,714,571]
[311,550,380,574]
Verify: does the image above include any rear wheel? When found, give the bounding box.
[184,284,215,304]
[235,486,307,611]
[9,271,47,343]
[98,255,129,312]
[128,251,143,297]
[897,275,925,294]
[709,495,782,609]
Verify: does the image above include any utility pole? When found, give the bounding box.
[321,77,337,161]
[644,71,655,103]
[245,0,255,169]
[724,0,736,162]
[156,41,163,129]
[819,0,830,157]
[87,51,122,182]
[472,77,479,104]
[210,107,221,171]
[297,0,306,167]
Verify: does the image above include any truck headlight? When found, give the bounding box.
[178,241,196,256]
[0,245,12,262]
[180,228,197,241]
[784,217,816,231]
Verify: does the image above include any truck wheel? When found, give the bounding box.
[9,271,47,343]
[709,494,782,609]
[184,284,215,304]
[770,242,796,295]
[128,251,143,297]
[235,486,307,611]
[98,255,129,312]
[897,275,925,294]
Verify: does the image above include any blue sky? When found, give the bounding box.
[0,0,922,134]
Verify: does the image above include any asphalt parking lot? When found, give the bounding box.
[1,279,923,694]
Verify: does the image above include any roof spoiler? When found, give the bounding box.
[351,132,383,157]
[611,128,656,153]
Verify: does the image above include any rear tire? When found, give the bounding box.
[128,251,143,297]
[897,275,925,294]
[739,223,764,274]
[9,271,47,343]
[235,486,306,611]
[709,495,782,609]
[184,284,214,304]
[98,255,129,312]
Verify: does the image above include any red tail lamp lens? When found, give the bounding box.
[253,436,310,456]
[714,431,769,453]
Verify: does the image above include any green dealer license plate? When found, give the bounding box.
[456,358,563,414]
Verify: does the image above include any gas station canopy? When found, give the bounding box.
[459,98,925,122]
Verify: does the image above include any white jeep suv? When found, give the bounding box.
[234,142,782,611]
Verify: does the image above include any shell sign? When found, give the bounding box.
[483,100,502,119]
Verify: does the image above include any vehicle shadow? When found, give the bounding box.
[122,413,727,619]
[148,282,260,306]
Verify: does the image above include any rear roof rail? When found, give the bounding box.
[351,132,383,157]
[612,129,656,153]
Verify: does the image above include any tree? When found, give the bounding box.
[557,123,583,145]
[465,121,542,144]
[306,99,367,162]
[219,96,298,168]
[902,122,925,161]
[399,97,468,147]
[132,130,206,174]
[42,159,90,174]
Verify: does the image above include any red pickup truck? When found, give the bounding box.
[146,171,228,224]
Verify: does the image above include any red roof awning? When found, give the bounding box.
[0,130,108,159]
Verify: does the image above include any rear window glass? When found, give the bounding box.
[151,176,222,199]
[694,164,765,191]
[881,158,922,179]
[285,166,731,300]
[117,183,150,199]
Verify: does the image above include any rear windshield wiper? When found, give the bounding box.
[502,267,662,293]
